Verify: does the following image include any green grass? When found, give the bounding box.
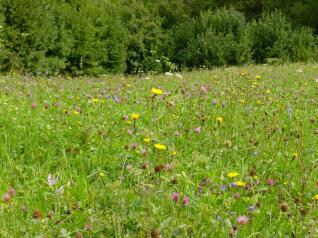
[0,63,318,237]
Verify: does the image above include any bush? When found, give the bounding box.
[0,0,127,75]
[171,9,248,68]
[242,11,318,63]
[121,0,166,74]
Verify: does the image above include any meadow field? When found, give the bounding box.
[0,64,318,237]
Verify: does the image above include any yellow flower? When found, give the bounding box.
[154,143,167,150]
[143,137,151,143]
[131,113,140,120]
[216,117,224,124]
[91,98,105,103]
[172,150,177,156]
[313,194,318,200]
[227,172,239,178]
[73,111,80,116]
[292,152,299,159]
[224,140,232,147]
[151,88,163,95]
[99,172,105,177]
[252,82,259,87]
[235,181,246,187]
[255,75,261,80]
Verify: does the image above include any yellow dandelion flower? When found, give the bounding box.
[216,117,224,124]
[131,113,140,120]
[154,143,167,150]
[143,137,151,143]
[292,152,299,159]
[73,111,80,116]
[235,181,246,187]
[151,88,163,95]
[313,194,318,200]
[255,75,261,80]
[99,172,105,177]
[227,172,239,178]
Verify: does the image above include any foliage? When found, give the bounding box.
[0,0,317,74]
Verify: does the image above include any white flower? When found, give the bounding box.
[165,72,174,76]
[175,73,183,78]
[56,185,64,195]
[48,174,58,186]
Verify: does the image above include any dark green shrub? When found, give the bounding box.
[121,0,165,74]
[172,9,248,68]
[63,0,127,75]
[0,0,127,75]
[242,11,318,63]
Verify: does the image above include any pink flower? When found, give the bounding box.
[237,215,249,225]
[164,163,174,172]
[8,187,16,197]
[31,102,37,109]
[182,196,190,206]
[267,179,275,186]
[171,192,180,202]
[200,86,208,94]
[194,127,201,134]
[2,193,10,203]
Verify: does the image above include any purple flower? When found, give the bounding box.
[182,196,190,206]
[221,185,227,191]
[231,182,237,188]
[113,96,120,103]
[171,192,180,202]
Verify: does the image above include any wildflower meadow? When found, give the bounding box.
[0,63,318,237]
